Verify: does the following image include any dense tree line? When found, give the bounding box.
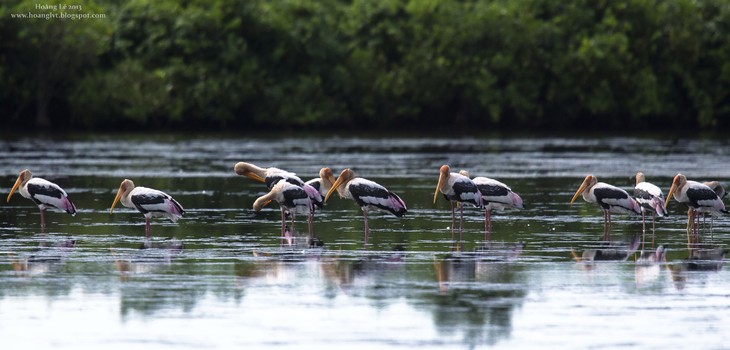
[1,0,729,131]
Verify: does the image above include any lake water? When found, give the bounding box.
[1,134,730,349]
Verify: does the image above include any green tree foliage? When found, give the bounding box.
[1,0,729,131]
[1,0,110,129]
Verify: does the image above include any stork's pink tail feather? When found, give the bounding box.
[651,198,667,217]
[62,197,77,216]
[166,198,185,222]
[509,192,524,209]
[388,192,408,217]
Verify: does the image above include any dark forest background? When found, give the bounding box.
[1,0,729,132]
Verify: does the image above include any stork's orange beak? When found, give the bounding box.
[665,182,678,208]
[7,174,23,203]
[434,172,446,204]
[244,172,265,182]
[110,184,124,214]
[434,165,451,204]
[252,198,272,212]
[325,175,346,202]
[570,176,591,205]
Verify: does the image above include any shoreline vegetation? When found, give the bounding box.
[1,0,729,132]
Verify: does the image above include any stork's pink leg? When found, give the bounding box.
[459,204,464,248]
[641,211,646,251]
[692,210,697,244]
[686,209,692,247]
[488,210,492,238]
[450,201,456,243]
[308,213,314,238]
[484,210,492,241]
[145,217,151,239]
[460,203,464,233]
[363,209,370,242]
[651,212,656,248]
[692,210,697,245]
[695,210,701,243]
[488,211,492,237]
[689,209,697,248]
[604,211,612,241]
[694,213,699,242]
[608,212,612,241]
[39,208,46,233]
[281,208,286,239]
[686,209,692,245]
[484,210,488,241]
[697,211,701,242]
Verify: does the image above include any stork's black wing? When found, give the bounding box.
[350,183,407,217]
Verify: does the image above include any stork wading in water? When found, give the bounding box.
[665,174,727,245]
[325,168,407,241]
[570,175,642,241]
[234,162,323,208]
[699,181,727,238]
[434,165,483,245]
[7,169,77,231]
[110,179,184,239]
[633,172,668,249]
[253,181,315,242]
[235,162,323,232]
[459,170,524,241]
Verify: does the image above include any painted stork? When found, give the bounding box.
[110,179,184,239]
[324,168,407,241]
[7,169,77,230]
[633,172,667,249]
[234,162,323,208]
[458,170,523,241]
[700,181,727,237]
[305,167,336,198]
[253,181,314,240]
[434,165,482,244]
[665,174,727,244]
[570,175,642,241]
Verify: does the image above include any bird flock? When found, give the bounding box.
[4,164,728,251]
[570,172,727,250]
